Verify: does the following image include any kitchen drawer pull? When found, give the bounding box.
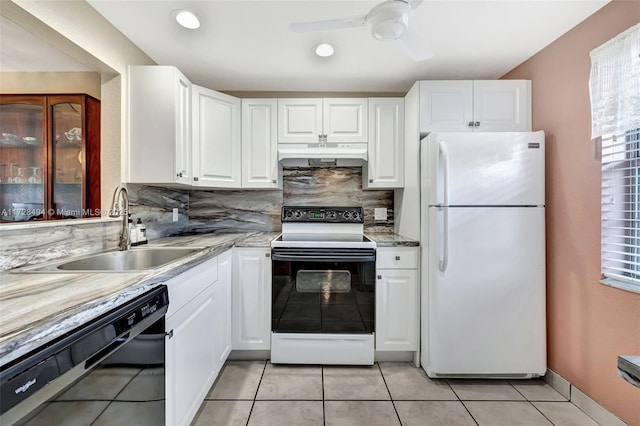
[369,179,373,183]
[272,179,277,184]
[468,121,474,127]
[395,256,400,261]
[474,121,480,127]
[377,275,382,279]
[193,177,199,182]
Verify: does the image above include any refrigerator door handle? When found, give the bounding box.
[439,206,449,272]
[439,141,450,207]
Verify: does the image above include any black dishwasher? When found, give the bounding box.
[0,285,169,426]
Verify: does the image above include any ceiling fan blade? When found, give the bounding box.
[289,16,367,33]
[408,0,424,11]
[394,27,433,61]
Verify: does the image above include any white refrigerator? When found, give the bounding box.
[420,131,546,378]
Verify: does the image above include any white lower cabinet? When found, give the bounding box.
[164,252,231,426]
[212,250,232,373]
[166,285,216,426]
[375,247,419,351]
[232,248,271,350]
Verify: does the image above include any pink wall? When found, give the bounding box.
[502,2,640,424]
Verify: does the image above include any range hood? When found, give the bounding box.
[278,142,367,167]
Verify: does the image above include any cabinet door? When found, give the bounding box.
[166,285,216,426]
[174,70,192,185]
[419,81,473,133]
[213,250,232,374]
[375,269,419,351]
[128,66,191,185]
[277,99,322,144]
[323,98,368,143]
[192,86,241,188]
[472,80,531,132]
[0,97,46,222]
[232,248,271,350]
[242,99,281,188]
[364,98,404,189]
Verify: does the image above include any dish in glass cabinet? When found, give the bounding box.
[21,137,40,146]
[0,133,20,146]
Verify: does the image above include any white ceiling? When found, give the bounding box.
[5,1,609,92]
[0,15,94,72]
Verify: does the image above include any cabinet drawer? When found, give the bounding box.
[166,255,218,318]
[376,247,419,269]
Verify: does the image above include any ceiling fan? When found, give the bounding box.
[289,0,433,62]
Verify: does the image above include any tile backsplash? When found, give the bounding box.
[128,167,394,237]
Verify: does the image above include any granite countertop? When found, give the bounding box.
[618,356,640,388]
[0,231,276,367]
[366,232,420,247]
[0,230,410,367]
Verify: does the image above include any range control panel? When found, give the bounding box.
[281,206,364,223]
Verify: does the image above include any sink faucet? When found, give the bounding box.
[109,184,131,251]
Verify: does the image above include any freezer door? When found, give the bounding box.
[422,131,545,206]
[425,206,546,376]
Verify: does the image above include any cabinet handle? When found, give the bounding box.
[468,121,474,127]
[369,179,373,183]
[474,121,480,127]
[272,179,277,184]
[395,256,400,261]
[177,172,183,178]
[265,252,270,257]
[194,177,199,182]
[377,275,382,279]
[166,330,174,339]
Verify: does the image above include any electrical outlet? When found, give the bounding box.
[374,208,387,221]
[172,208,179,222]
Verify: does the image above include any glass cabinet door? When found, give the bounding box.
[51,98,84,219]
[0,99,46,222]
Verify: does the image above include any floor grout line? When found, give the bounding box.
[244,359,267,426]
[377,362,403,425]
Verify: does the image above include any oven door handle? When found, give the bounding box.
[271,253,376,262]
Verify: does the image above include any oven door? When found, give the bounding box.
[271,247,376,334]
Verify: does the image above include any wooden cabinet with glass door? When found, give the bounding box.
[0,94,100,222]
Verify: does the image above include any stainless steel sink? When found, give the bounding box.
[15,247,203,273]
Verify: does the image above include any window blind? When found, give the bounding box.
[591,23,640,291]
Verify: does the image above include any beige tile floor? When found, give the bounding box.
[193,361,602,426]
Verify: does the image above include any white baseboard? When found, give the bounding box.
[544,369,628,426]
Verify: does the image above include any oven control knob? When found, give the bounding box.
[285,210,293,219]
[351,211,361,221]
[327,211,336,219]
[343,211,351,220]
[294,210,302,219]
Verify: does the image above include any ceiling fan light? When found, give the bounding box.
[315,43,335,57]
[371,21,408,40]
[174,10,200,29]
[368,0,411,40]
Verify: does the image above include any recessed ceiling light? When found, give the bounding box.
[315,43,335,57]
[174,10,200,30]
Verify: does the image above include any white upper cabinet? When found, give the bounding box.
[419,80,531,133]
[278,99,323,143]
[323,99,368,143]
[472,80,531,132]
[419,81,473,133]
[364,98,404,189]
[128,65,192,185]
[278,98,368,143]
[242,99,282,189]
[192,85,241,188]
